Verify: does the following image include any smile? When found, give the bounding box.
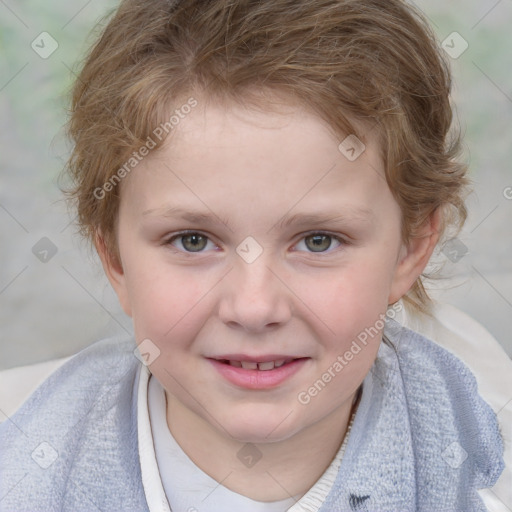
[217,359,294,370]
[207,357,310,389]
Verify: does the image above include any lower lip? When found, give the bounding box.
[208,358,309,390]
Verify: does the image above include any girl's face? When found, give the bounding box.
[101,97,431,443]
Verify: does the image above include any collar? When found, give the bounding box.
[319,318,504,511]
[138,367,359,512]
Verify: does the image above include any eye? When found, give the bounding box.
[293,232,344,254]
[166,231,217,253]
[164,231,345,255]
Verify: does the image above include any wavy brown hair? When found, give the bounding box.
[65,0,469,312]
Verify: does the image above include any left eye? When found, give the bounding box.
[295,233,344,253]
[165,231,344,254]
[166,232,214,253]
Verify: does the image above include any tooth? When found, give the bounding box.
[241,361,258,370]
[229,360,242,368]
[258,361,275,371]
[274,360,285,368]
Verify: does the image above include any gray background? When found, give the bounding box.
[1,0,511,370]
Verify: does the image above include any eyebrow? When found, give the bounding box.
[142,206,375,231]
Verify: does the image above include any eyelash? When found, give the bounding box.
[164,230,347,256]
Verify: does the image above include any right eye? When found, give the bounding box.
[165,231,217,253]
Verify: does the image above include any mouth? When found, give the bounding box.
[214,358,298,371]
[207,356,310,389]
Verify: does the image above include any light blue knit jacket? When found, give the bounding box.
[0,319,504,511]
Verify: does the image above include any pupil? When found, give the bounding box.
[184,234,206,252]
[307,235,330,252]
[181,234,332,253]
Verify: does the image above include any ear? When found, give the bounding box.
[95,232,133,317]
[388,208,442,304]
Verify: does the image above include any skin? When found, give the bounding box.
[98,96,440,502]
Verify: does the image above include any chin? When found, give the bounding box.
[219,407,304,444]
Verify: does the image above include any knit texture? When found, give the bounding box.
[0,320,504,511]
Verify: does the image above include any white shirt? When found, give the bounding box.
[138,365,356,512]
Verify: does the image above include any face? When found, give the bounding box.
[100,96,434,444]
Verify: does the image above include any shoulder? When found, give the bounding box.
[0,335,139,435]
[390,303,512,510]
[0,336,139,445]
[383,318,505,488]
[322,318,505,510]
[1,335,139,432]
[0,336,145,511]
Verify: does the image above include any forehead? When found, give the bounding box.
[164,95,371,166]
[119,98,396,227]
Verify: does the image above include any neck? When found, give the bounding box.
[165,387,361,502]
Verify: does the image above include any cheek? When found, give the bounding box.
[300,260,394,341]
[123,257,207,342]
[293,267,390,415]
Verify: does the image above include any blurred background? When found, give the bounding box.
[1,0,511,369]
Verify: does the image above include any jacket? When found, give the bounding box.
[0,319,504,511]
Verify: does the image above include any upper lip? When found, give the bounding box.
[208,354,307,363]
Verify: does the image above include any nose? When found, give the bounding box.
[218,254,292,333]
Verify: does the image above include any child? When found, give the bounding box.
[0,0,505,510]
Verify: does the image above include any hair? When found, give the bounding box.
[64,0,469,312]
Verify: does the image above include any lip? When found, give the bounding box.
[207,357,309,390]
[209,353,301,363]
